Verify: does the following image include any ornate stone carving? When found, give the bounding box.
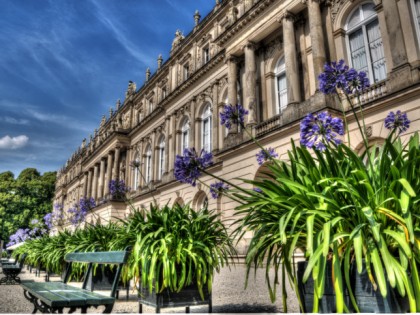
[264,37,282,61]
[171,30,185,51]
[122,112,131,129]
[125,81,136,99]
[330,0,349,23]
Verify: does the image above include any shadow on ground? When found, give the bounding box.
[214,303,278,313]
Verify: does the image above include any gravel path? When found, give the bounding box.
[0,264,300,313]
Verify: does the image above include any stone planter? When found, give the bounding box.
[138,282,212,313]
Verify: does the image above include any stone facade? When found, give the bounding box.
[54,0,420,250]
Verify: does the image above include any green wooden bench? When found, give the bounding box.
[0,253,27,285]
[21,249,130,313]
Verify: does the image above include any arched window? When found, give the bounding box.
[202,105,212,153]
[345,2,386,83]
[145,145,152,184]
[194,192,209,210]
[181,118,190,152]
[275,57,287,113]
[133,155,140,189]
[158,137,165,180]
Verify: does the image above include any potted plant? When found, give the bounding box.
[116,203,236,312]
[172,61,420,313]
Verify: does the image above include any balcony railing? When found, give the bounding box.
[349,80,387,105]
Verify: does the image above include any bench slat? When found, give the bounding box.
[21,282,114,307]
[64,251,128,264]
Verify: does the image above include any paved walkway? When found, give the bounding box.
[0,263,300,313]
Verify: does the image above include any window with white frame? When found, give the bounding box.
[148,99,153,114]
[181,119,190,152]
[133,155,140,189]
[183,64,189,81]
[158,137,165,180]
[203,47,210,64]
[346,2,386,83]
[275,57,287,114]
[162,87,167,100]
[411,0,420,44]
[202,104,212,152]
[145,145,152,184]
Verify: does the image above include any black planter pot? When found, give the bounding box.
[350,262,409,313]
[297,261,345,313]
[138,281,212,313]
[86,265,129,300]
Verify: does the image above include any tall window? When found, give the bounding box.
[183,64,189,81]
[133,155,140,189]
[181,119,190,152]
[346,3,386,83]
[275,57,287,114]
[202,105,212,152]
[158,137,165,180]
[145,145,152,184]
[162,87,167,100]
[411,0,420,44]
[203,47,210,64]
[148,100,153,114]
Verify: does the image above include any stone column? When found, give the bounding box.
[87,169,93,198]
[307,0,326,88]
[92,164,99,200]
[282,12,301,105]
[165,116,171,175]
[227,55,238,106]
[112,146,121,181]
[168,114,176,172]
[381,0,408,69]
[190,98,197,150]
[243,41,257,126]
[98,158,106,199]
[212,81,219,151]
[82,172,88,197]
[104,151,113,197]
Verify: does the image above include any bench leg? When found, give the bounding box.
[139,303,143,314]
[185,306,190,313]
[103,304,114,314]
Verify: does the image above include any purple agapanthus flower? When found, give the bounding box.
[67,197,96,226]
[174,148,213,186]
[220,104,248,129]
[300,111,345,151]
[6,228,31,247]
[384,110,410,134]
[109,179,130,197]
[210,181,229,199]
[44,213,53,229]
[30,219,39,225]
[344,68,370,94]
[256,147,278,166]
[319,60,369,94]
[253,187,263,193]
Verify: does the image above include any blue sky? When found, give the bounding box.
[0,0,215,177]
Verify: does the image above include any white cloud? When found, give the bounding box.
[1,116,29,125]
[0,135,29,149]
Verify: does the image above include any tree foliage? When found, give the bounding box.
[0,168,56,245]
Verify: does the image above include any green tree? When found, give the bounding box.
[0,169,56,247]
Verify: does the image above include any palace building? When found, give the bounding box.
[54,0,420,251]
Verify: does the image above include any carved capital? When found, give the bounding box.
[278,10,296,23]
[242,41,258,51]
[225,54,238,64]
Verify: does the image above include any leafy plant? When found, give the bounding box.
[125,203,236,299]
